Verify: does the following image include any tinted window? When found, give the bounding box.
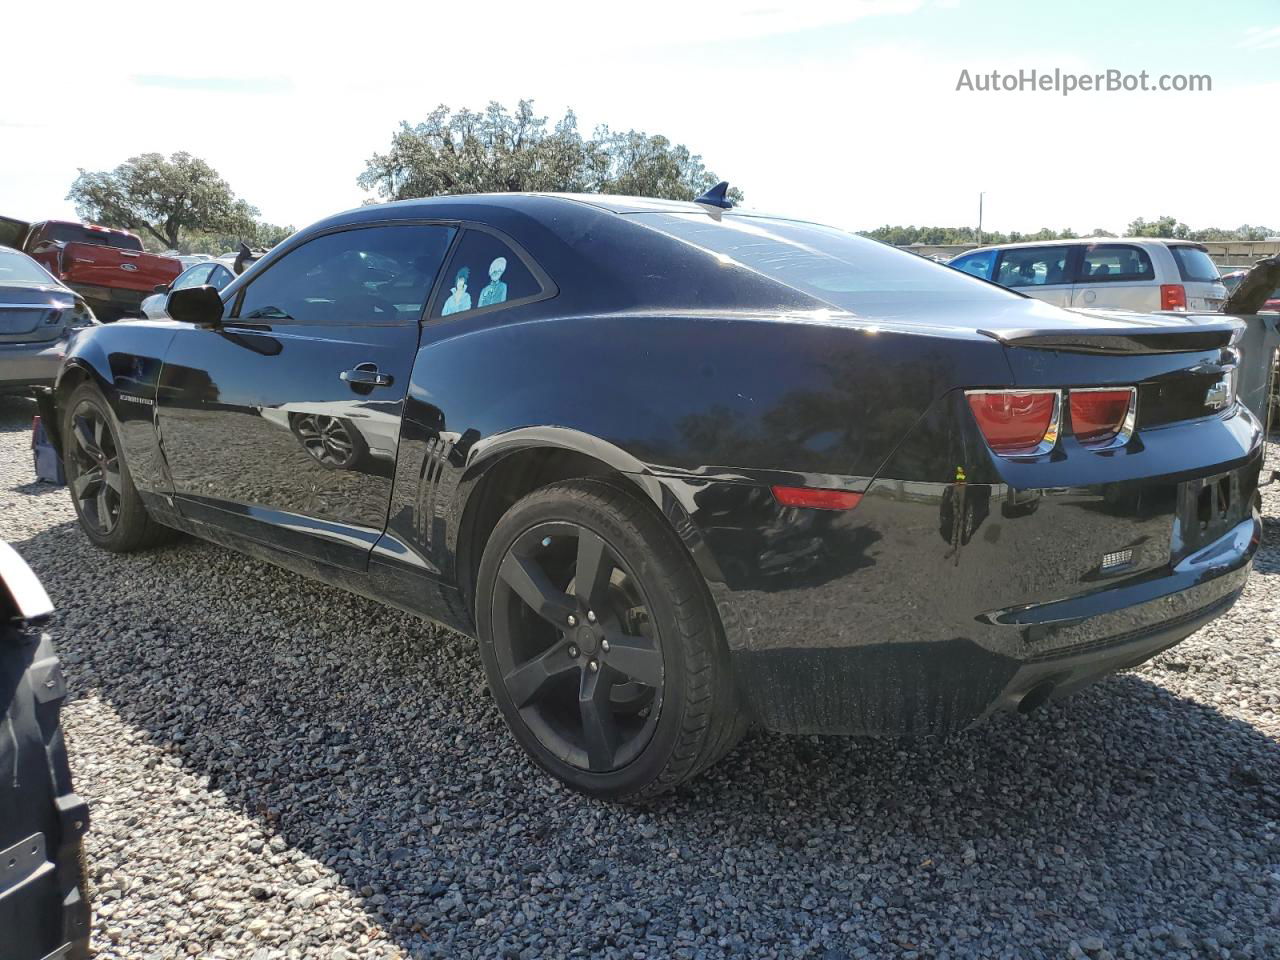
[433,230,542,317]
[237,224,455,325]
[171,264,215,291]
[0,250,55,284]
[950,250,996,280]
[1169,245,1221,283]
[208,264,235,290]
[1077,244,1154,283]
[632,213,1017,311]
[994,247,1070,287]
[41,223,143,251]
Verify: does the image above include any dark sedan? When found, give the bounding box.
[40,192,1262,800]
[0,248,97,395]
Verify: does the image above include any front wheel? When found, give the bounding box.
[62,383,173,552]
[476,479,746,801]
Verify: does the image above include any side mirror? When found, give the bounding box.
[167,285,223,328]
[153,283,169,295]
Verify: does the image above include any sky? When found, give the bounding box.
[2,0,1277,238]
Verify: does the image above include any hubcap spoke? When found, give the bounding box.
[578,667,619,771]
[602,630,664,688]
[73,416,103,461]
[96,488,112,530]
[103,464,122,494]
[499,552,576,627]
[504,640,578,708]
[71,466,103,501]
[574,528,613,609]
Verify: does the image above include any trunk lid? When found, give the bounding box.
[991,309,1247,480]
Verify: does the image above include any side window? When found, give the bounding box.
[235,224,455,325]
[171,264,215,291]
[1077,244,1154,283]
[433,229,544,318]
[995,247,1070,287]
[951,250,996,280]
[207,264,235,290]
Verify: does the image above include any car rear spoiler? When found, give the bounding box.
[977,315,1242,355]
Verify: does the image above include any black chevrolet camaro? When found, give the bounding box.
[42,192,1262,799]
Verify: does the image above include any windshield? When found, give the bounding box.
[43,223,143,251]
[0,250,56,285]
[1169,245,1221,283]
[630,212,1017,313]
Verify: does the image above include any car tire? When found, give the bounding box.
[62,383,174,552]
[476,478,746,801]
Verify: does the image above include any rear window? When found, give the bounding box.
[1169,245,1221,283]
[631,213,1017,312]
[41,223,142,251]
[0,250,56,285]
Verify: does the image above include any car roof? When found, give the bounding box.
[319,191,828,229]
[961,236,1206,254]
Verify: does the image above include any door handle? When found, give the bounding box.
[340,363,393,388]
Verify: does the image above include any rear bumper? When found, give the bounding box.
[0,341,62,394]
[716,512,1257,735]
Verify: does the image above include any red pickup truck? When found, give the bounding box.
[0,216,181,321]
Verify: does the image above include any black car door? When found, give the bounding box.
[154,222,456,570]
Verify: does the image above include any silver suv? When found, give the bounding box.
[949,237,1227,313]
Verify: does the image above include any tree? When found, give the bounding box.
[360,100,742,203]
[1125,215,1191,239]
[182,221,295,255]
[67,152,262,251]
[589,127,739,201]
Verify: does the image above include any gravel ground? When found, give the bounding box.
[2,393,1279,960]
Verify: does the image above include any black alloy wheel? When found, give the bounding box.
[476,479,747,800]
[62,383,174,553]
[67,400,122,537]
[490,520,665,773]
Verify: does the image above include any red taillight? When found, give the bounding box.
[771,485,862,511]
[1070,388,1135,446]
[966,390,1059,457]
[1160,284,1187,311]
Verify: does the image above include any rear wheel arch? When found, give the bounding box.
[452,433,719,621]
[456,444,645,616]
[45,362,98,456]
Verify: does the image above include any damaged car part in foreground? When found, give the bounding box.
[0,541,91,959]
[39,192,1263,799]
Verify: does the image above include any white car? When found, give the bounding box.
[139,260,237,319]
[949,237,1228,313]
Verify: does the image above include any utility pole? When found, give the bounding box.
[977,191,986,246]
